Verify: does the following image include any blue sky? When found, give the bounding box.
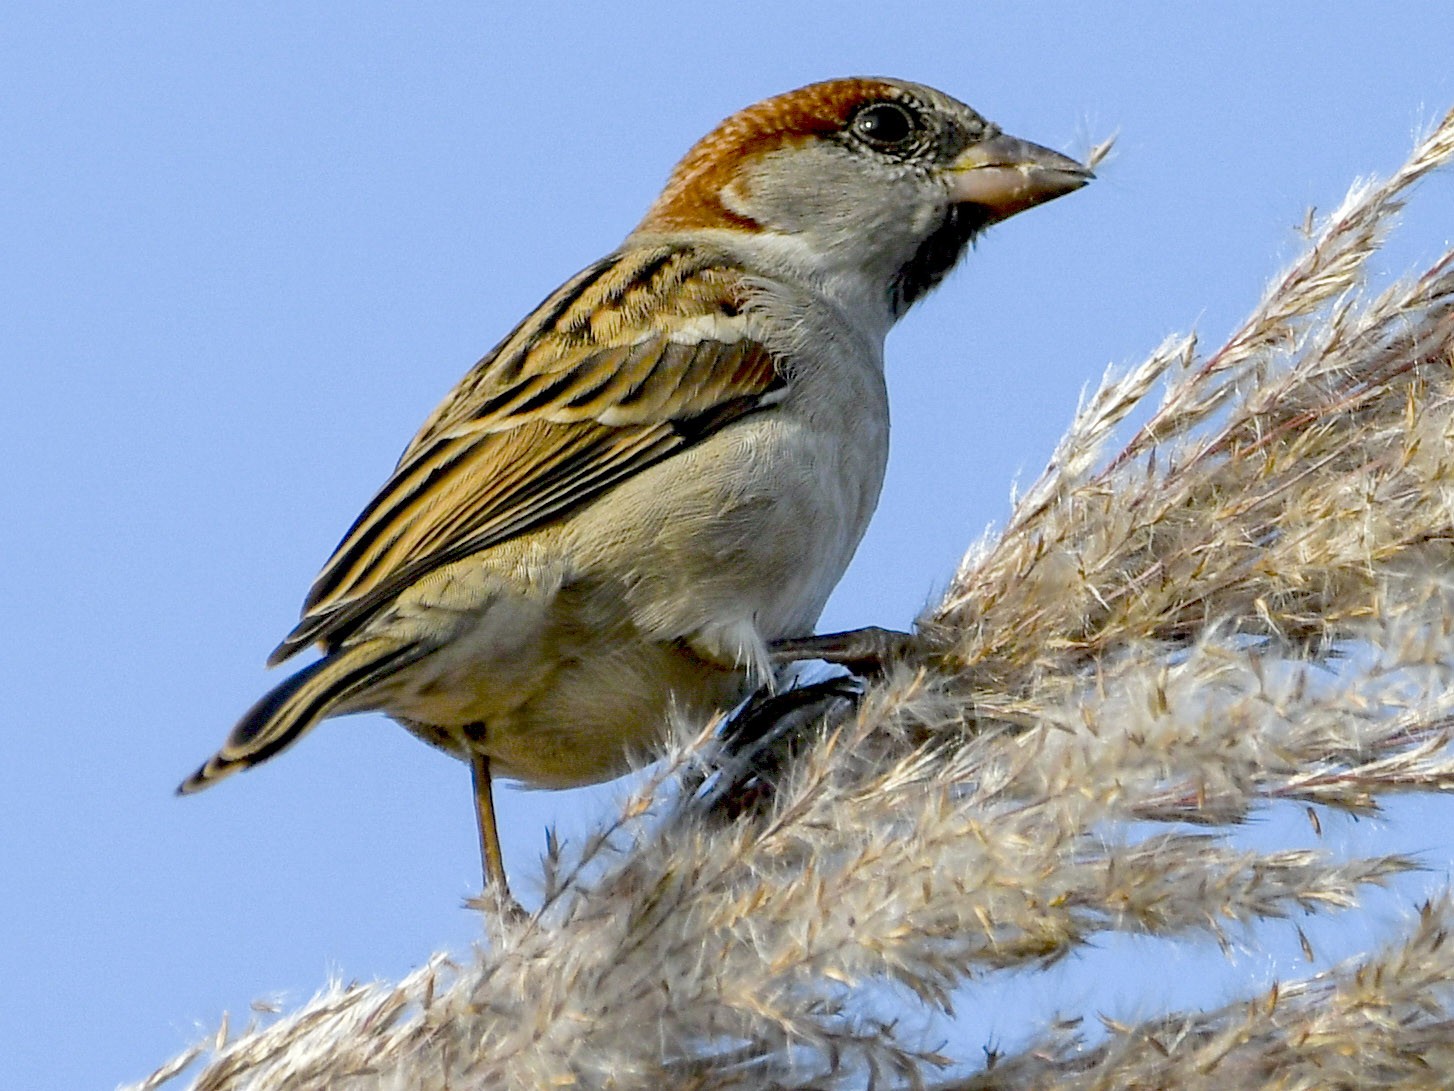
[5,4,1454,1089]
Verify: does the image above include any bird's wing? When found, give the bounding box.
[269,245,785,664]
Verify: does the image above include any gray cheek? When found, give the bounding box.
[742,148,895,232]
[744,152,942,280]
[906,198,945,237]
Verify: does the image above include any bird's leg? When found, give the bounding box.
[469,751,521,917]
[769,626,915,677]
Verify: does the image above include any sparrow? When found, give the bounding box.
[179,77,1091,903]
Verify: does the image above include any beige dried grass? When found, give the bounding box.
[127,107,1454,1090]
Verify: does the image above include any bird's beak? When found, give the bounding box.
[947,133,1093,222]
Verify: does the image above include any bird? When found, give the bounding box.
[179,77,1091,905]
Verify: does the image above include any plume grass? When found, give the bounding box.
[127,107,1454,1090]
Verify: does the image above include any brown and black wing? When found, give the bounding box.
[269,246,784,664]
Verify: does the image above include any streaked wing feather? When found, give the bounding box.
[270,247,783,663]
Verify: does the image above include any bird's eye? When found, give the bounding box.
[849,102,920,149]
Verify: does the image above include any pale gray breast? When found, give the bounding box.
[565,324,889,647]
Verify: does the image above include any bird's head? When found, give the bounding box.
[632,77,1091,325]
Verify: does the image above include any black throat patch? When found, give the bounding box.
[890,203,993,315]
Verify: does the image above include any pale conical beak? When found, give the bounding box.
[947,133,1093,222]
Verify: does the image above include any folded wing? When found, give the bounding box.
[270,246,785,664]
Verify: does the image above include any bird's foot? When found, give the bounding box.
[769,626,915,677]
[465,885,530,931]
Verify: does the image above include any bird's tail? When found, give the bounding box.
[177,641,424,794]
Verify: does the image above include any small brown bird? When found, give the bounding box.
[180,77,1090,903]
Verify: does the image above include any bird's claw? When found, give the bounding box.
[769,626,916,677]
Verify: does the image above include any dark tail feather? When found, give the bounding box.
[177,642,421,795]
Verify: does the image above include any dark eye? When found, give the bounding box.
[849,101,920,149]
